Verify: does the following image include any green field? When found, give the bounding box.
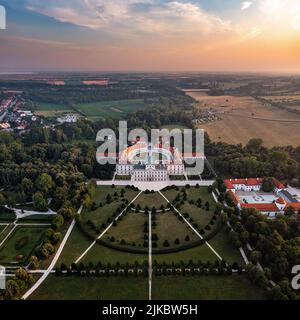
[155,211,198,248]
[30,276,148,300]
[0,211,16,222]
[134,192,168,210]
[75,99,145,119]
[153,243,219,264]
[80,186,140,238]
[0,224,8,234]
[152,275,266,300]
[17,215,54,224]
[35,102,73,117]
[29,274,265,300]
[0,226,47,265]
[209,228,244,264]
[105,211,147,248]
[81,243,148,265]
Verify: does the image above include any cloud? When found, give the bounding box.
[241,1,253,10]
[25,0,234,40]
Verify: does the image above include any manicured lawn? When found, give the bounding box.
[0,226,47,266]
[30,275,148,300]
[162,187,216,207]
[82,202,121,232]
[17,215,54,224]
[180,203,214,229]
[92,186,139,206]
[105,211,147,248]
[154,211,197,248]
[134,192,168,210]
[76,99,145,119]
[57,226,94,266]
[208,228,244,265]
[82,243,148,265]
[0,224,14,243]
[152,275,267,300]
[0,224,8,235]
[0,211,16,222]
[81,187,140,238]
[153,244,219,264]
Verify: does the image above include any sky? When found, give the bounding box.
[0,0,299,73]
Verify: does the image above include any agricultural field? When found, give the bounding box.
[75,99,145,120]
[0,226,47,266]
[34,102,74,117]
[191,94,300,147]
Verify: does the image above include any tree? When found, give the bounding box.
[4,280,21,300]
[52,214,64,230]
[28,256,40,270]
[246,138,263,153]
[0,193,5,206]
[58,206,76,221]
[261,178,275,192]
[35,173,54,195]
[163,240,170,247]
[250,250,262,264]
[33,192,48,212]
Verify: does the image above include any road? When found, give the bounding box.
[22,205,83,300]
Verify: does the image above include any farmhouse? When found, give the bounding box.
[225,178,300,217]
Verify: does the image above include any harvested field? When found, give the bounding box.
[195,95,300,147]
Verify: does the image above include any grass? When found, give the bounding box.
[134,192,168,210]
[180,203,214,229]
[0,211,16,222]
[162,124,190,131]
[209,228,244,265]
[57,225,97,266]
[30,275,148,300]
[152,275,267,300]
[82,244,148,265]
[17,215,54,224]
[0,224,8,234]
[153,243,219,264]
[76,99,145,119]
[105,211,147,248]
[80,186,140,238]
[92,186,139,205]
[154,211,197,248]
[34,102,73,117]
[0,226,47,266]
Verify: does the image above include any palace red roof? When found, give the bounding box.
[224,178,263,189]
[227,190,238,205]
[272,178,285,189]
[276,197,286,205]
[289,203,300,210]
[240,203,279,212]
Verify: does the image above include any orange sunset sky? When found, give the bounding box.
[0,0,299,72]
